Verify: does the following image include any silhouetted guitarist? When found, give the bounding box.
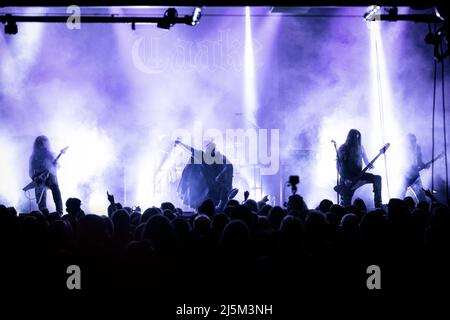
[336,129,383,208]
[402,133,443,202]
[28,135,64,215]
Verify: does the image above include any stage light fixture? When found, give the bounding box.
[386,7,398,17]
[157,8,178,30]
[435,2,449,21]
[364,5,381,22]
[3,14,17,34]
[189,7,202,26]
[424,25,449,61]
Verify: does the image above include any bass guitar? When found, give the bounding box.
[406,152,444,182]
[334,143,390,195]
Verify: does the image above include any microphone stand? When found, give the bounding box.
[332,140,340,204]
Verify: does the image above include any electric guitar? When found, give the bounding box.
[333,143,390,195]
[22,146,69,192]
[406,152,444,182]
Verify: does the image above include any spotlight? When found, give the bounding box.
[3,14,17,34]
[364,5,381,22]
[182,7,202,26]
[435,2,449,21]
[190,7,202,26]
[157,8,178,30]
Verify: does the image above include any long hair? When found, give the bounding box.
[31,135,53,161]
[345,129,362,156]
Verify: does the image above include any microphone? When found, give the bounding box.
[331,140,336,144]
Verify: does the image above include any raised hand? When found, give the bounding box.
[261,195,269,203]
[244,190,250,201]
[107,191,115,204]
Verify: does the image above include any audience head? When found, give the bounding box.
[193,214,211,236]
[243,199,258,213]
[403,196,416,212]
[161,202,176,212]
[220,220,250,253]
[318,199,333,213]
[112,209,131,235]
[287,194,307,212]
[353,198,367,213]
[387,198,409,225]
[268,206,286,229]
[141,207,162,223]
[198,199,215,217]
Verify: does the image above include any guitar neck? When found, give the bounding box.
[52,148,66,164]
[357,144,389,177]
[361,152,382,174]
[54,153,62,163]
[53,154,62,164]
[420,153,443,170]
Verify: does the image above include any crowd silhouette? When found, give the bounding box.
[1,189,449,308]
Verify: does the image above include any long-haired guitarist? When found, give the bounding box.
[29,135,63,215]
[337,129,383,208]
[401,133,435,202]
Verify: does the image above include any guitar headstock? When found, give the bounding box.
[174,137,181,147]
[380,143,390,154]
[61,146,69,154]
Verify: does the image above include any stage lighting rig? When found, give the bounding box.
[363,5,441,23]
[362,2,448,61]
[0,7,203,34]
